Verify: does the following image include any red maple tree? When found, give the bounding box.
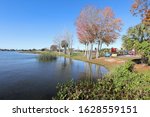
[76,6,122,59]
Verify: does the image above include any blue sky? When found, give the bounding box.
[0,0,141,50]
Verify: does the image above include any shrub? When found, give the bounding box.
[38,52,57,62]
[107,62,150,99]
[53,79,117,100]
[53,62,150,100]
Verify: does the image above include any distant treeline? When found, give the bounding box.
[0,49,16,51]
[0,49,41,51]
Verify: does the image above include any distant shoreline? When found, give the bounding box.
[18,50,42,54]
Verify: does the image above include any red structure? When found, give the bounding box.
[111,48,117,53]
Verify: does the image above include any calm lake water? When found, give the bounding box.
[0,51,108,100]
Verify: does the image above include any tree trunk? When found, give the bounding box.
[58,43,61,55]
[84,43,87,56]
[99,41,103,51]
[96,41,100,59]
[91,43,93,60]
[87,43,90,60]
[58,46,60,55]
[68,47,71,57]
[96,40,103,59]
[88,43,93,60]
[99,40,103,57]
[64,47,67,54]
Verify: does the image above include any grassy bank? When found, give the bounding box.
[46,51,122,70]
[55,52,150,75]
[45,51,140,71]
[25,50,149,74]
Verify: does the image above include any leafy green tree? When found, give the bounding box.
[122,23,150,51]
[122,23,150,64]
[122,35,135,50]
[127,23,150,42]
[137,41,150,56]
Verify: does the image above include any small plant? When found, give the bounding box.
[38,52,57,62]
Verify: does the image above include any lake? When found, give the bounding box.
[0,51,108,100]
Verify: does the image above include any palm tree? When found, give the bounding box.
[128,23,150,42]
[61,40,68,54]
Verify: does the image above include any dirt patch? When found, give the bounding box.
[117,60,126,63]
[134,64,150,72]
[98,57,126,63]
[98,57,150,72]
[104,58,116,62]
